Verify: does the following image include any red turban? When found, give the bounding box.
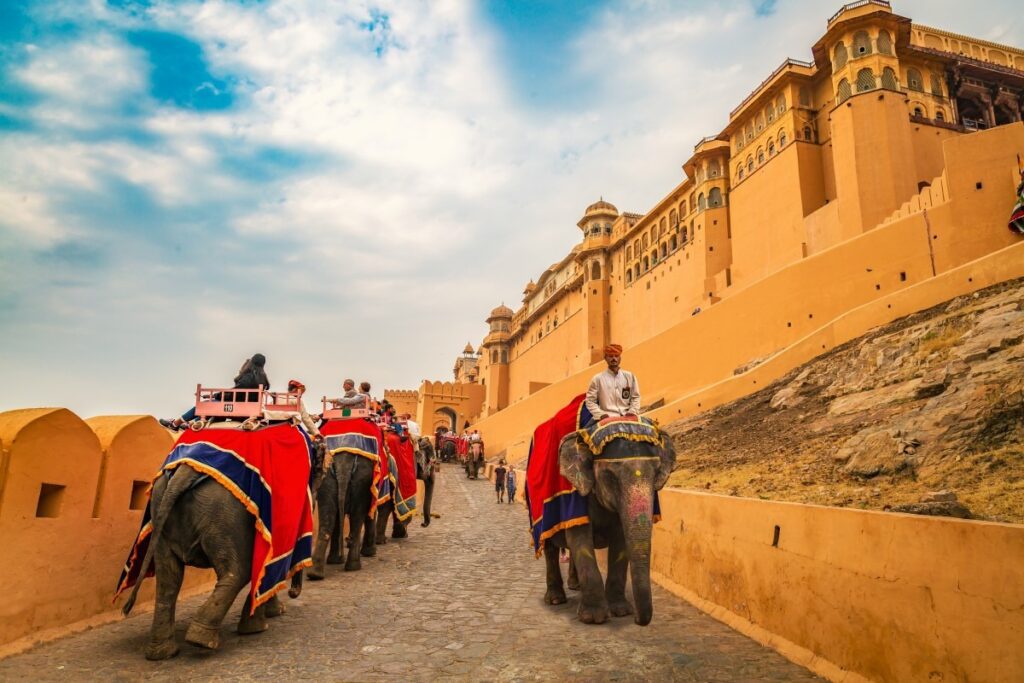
[604,344,623,357]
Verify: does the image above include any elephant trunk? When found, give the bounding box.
[619,486,655,626]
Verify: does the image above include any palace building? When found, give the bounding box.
[394,1,1024,443]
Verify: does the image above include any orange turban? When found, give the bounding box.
[604,344,623,357]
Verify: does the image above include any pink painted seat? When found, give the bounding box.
[193,384,265,419]
[263,391,303,413]
[321,396,371,421]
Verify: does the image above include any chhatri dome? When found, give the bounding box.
[462,342,475,355]
[578,197,619,228]
[488,303,514,320]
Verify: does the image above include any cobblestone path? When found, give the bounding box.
[0,465,821,682]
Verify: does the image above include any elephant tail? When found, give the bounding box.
[122,466,202,616]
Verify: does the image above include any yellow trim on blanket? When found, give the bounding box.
[577,428,665,456]
[328,446,379,461]
[534,516,590,558]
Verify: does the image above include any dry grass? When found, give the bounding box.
[916,316,971,360]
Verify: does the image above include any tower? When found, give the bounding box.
[481,304,512,414]
[576,199,616,364]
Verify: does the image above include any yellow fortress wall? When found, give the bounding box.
[0,411,213,654]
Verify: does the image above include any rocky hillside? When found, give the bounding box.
[665,278,1024,523]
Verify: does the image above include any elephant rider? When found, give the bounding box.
[160,353,270,430]
[331,378,367,411]
[584,344,640,427]
[277,379,322,441]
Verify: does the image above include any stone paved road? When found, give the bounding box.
[0,465,822,682]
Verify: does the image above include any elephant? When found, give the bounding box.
[416,436,437,527]
[308,450,378,577]
[374,498,408,544]
[465,441,483,479]
[122,466,296,660]
[440,438,457,463]
[544,432,676,626]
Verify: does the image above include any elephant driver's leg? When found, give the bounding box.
[543,542,567,605]
[566,525,609,624]
[144,544,184,660]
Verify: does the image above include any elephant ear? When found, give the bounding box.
[654,434,678,491]
[559,434,595,496]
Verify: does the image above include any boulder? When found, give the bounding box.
[888,500,972,519]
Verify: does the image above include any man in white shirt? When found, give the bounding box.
[584,344,641,425]
[402,413,421,439]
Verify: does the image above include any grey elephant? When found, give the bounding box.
[416,436,437,527]
[308,450,377,576]
[543,433,676,626]
[121,466,297,660]
[465,441,484,479]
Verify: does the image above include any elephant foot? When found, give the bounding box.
[264,596,286,618]
[144,638,180,661]
[578,602,610,625]
[327,554,344,565]
[377,537,388,545]
[360,545,377,558]
[288,585,302,599]
[567,577,581,591]
[608,599,634,618]
[344,559,362,572]
[391,525,408,539]
[237,617,268,636]
[306,568,325,581]
[544,587,567,605]
[185,621,221,650]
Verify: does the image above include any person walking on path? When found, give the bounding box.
[494,461,507,503]
[506,466,517,504]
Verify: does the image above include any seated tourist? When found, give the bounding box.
[332,378,367,410]
[160,353,270,430]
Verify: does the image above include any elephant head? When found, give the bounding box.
[558,429,677,625]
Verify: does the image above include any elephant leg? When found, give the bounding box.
[543,542,567,605]
[567,554,581,591]
[391,510,407,539]
[347,497,372,570]
[604,520,633,617]
[566,525,609,625]
[327,513,344,564]
[310,475,338,580]
[375,504,390,545]
[360,513,377,558]
[237,593,269,635]
[144,544,184,660]
[186,571,248,649]
[264,593,286,618]
[420,476,434,527]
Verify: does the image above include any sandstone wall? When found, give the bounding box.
[652,488,1024,683]
[0,410,213,654]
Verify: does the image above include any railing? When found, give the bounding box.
[263,390,303,413]
[193,384,265,419]
[828,0,891,26]
[321,396,371,421]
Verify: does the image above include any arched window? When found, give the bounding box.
[491,350,497,363]
[803,126,814,142]
[930,73,943,97]
[779,130,787,147]
[626,270,633,284]
[697,193,706,211]
[907,68,923,92]
[670,234,677,250]
[881,67,898,90]
[650,249,658,264]
[935,109,945,122]
[757,147,765,164]
[776,94,786,114]
[649,226,657,243]
[660,243,667,258]
[853,30,872,56]
[659,217,667,236]
[877,30,892,54]
[799,86,811,107]
[913,106,924,118]
[768,140,776,156]
[679,201,687,218]
[833,41,848,69]
[642,256,649,272]
[856,68,875,92]
[709,187,723,208]
[625,245,632,260]
[767,104,775,123]
[745,123,754,142]
[670,209,678,227]
[591,261,601,280]
[683,226,689,242]
[709,158,721,177]
[738,165,744,180]
[837,78,852,103]
[690,194,696,211]
[757,113,765,132]
[642,234,649,250]
[633,239,640,255]
[747,156,754,173]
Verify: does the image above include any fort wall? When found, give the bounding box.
[472,123,1024,461]
[0,411,213,655]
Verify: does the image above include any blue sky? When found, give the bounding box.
[1,0,1022,417]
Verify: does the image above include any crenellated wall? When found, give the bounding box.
[0,410,213,654]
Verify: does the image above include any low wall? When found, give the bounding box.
[651,489,1024,683]
[0,410,215,655]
